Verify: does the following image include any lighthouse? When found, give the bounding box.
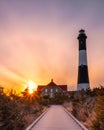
[77,29,90,90]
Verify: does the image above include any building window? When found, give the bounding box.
[50,89,53,92]
[56,88,58,92]
[45,89,48,92]
[50,92,53,98]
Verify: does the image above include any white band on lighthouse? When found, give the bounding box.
[79,50,87,66]
[78,83,90,90]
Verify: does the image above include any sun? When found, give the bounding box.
[27,81,37,94]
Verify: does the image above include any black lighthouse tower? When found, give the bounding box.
[77,29,90,90]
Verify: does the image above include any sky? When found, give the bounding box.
[0,0,104,92]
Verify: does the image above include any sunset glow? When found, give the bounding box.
[0,0,104,92]
[27,81,37,94]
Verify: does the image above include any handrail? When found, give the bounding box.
[26,105,88,130]
[63,107,88,130]
[26,107,50,130]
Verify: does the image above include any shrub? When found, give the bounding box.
[92,96,104,130]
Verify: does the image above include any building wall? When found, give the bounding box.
[41,86,63,98]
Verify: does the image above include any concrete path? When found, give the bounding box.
[31,105,83,130]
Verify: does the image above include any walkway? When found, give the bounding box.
[30,105,83,130]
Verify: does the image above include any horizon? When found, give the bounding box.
[0,0,104,93]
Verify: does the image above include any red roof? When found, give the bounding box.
[59,85,67,91]
[37,85,45,91]
[47,79,57,86]
[37,79,67,91]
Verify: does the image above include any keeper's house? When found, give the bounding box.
[37,79,67,98]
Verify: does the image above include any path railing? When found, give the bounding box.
[26,105,88,130]
[63,107,88,130]
[26,108,50,130]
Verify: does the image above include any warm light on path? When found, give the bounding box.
[27,81,37,94]
[27,105,84,130]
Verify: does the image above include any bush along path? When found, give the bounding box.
[63,87,104,130]
[0,88,47,130]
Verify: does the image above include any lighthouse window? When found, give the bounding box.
[81,41,83,44]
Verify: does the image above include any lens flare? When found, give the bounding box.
[27,81,37,94]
